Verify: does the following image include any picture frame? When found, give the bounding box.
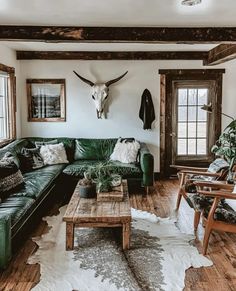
[26,79,66,122]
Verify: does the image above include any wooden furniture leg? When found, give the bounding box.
[194,211,201,231]
[66,222,74,250]
[202,197,219,255]
[122,222,130,250]
[176,173,185,210]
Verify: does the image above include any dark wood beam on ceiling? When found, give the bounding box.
[204,44,236,65]
[16,50,208,60]
[1,26,236,43]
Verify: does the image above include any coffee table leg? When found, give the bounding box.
[66,222,74,250]
[122,222,130,250]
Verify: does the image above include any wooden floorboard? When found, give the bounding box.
[1,179,236,290]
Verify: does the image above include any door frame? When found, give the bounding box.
[159,69,225,177]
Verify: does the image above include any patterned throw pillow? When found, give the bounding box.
[0,153,24,198]
[40,143,69,165]
[19,148,44,171]
[110,138,140,164]
[35,139,58,148]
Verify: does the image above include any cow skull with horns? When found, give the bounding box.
[73,70,128,119]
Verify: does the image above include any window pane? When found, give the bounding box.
[178,123,187,138]
[178,139,187,155]
[178,106,187,122]
[197,139,207,155]
[188,123,197,138]
[198,89,208,105]
[178,89,187,105]
[0,98,4,117]
[0,118,5,139]
[188,106,197,122]
[198,107,207,121]
[188,89,197,105]
[188,139,196,155]
[197,123,207,137]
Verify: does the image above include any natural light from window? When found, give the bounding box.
[177,87,208,156]
[0,73,9,140]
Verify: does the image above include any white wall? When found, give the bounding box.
[0,44,21,137]
[18,59,236,172]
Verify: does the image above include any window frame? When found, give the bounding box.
[0,63,16,146]
[159,69,225,177]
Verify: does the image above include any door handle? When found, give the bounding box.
[170,133,176,137]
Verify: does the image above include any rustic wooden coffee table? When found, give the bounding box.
[63,180,131,250]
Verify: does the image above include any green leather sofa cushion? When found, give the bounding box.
[63,160,141,177]
[0,196,35,227]
[26,137,75,162]
[12,164,65,199]
[74,138,117,160]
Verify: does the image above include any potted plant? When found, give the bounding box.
[212,120,236,183]
[78,173,96,198]
[84,162,121,193]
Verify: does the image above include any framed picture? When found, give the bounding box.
[27,79,66,122]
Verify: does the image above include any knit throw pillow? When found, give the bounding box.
[19,147,44,171]
[0,153,24,198]
[110,138,140,164]
[40,143,69,165]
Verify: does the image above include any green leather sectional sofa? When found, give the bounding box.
[0,137,154,268]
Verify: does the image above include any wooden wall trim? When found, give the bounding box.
[0,63,15,73]
[16,51,209,60]
[1,26,236,43]
[204,44,236,65]
[158,69,226,75]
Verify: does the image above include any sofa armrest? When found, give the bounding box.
[139,143,154,186]
[0,213,11,269]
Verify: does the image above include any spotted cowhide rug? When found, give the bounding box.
[28,206,212,291]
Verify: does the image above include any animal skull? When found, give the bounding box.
[73,70,128,119]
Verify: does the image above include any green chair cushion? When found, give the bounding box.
[63,160,142,178]
[74,138,117,160]
[12,164,65,199]
[0,196,34,227]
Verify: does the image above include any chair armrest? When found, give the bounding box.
[139,143,154,186]
[180,170,220,177]
[198,190,236,200]
[0,213,11,269]
[194,181,234,191]
[170,165,208,172]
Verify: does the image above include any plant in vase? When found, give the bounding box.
[84,162,121,193]
[212,120,236,183]
[78,174,96,198]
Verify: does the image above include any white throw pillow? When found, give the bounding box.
[40,143,69,165]
[110,138,140,164]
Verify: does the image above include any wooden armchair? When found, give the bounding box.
[171,159,229,211]
[193,181,235,255]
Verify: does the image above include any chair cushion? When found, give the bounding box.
[207,158,229,173]
[63,160,142,177]
[11,164,65,199]
[0,196,35,227]
[74,139,117,160]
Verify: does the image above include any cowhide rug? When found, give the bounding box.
[28,206,212,291]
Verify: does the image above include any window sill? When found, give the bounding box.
[0,139,15,148]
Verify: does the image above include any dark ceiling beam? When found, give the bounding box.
[1,26,236,43]
[204,44,236,65]
[16,50,208,60]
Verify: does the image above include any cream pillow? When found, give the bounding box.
[40,143,69,165]
[110,138,140,164]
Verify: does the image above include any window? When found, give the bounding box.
[0,64,16,144]
[177,87,208,156]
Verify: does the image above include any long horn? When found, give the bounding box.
[73,71,94,86]
[105,71,128,87]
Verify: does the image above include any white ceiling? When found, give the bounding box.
[0,0,235,27]
[3,42,216,52]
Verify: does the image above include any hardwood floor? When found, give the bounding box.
[1,179,236,291]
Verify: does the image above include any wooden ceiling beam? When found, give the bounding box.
[204,44,236,65]
[16,50,208,60]
[1,26,236,43]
